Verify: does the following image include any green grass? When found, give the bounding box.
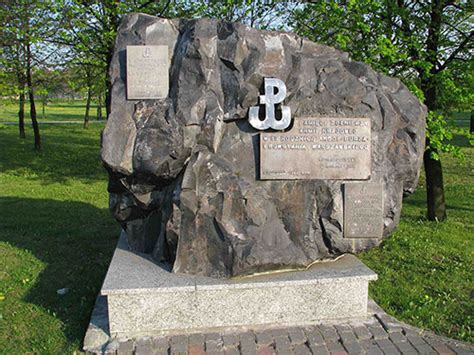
[359,122,474,343]
[0,112,472,352]
[0,98,106,122]
[0,123,119,353]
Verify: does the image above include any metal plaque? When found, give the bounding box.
[344,183,383,238]
[126,45,169,99]
[260,117,371,179]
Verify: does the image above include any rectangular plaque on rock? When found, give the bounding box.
[344,183,383,238]
[126,45,169,99]
[260,117,371,180]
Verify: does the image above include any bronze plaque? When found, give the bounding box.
[126,45,169,99]
[260,117,371,179]
[344,183,383,238]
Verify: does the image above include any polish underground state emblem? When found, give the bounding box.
[249,78,291,130]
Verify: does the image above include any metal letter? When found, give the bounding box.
[249,78,291,130]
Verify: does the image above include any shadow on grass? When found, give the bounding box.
[0,125,106,184]
[403,188,474,223]
[0,196,119,349]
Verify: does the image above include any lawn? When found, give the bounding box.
[0,123,119,353]
[359,124,474,343]
[0,98,105,123]
[0,115,472,352]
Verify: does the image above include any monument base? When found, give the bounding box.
[94,231,377,340]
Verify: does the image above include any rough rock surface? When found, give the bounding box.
[102,14,426,278]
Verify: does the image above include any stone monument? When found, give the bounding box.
[89,13,425,343]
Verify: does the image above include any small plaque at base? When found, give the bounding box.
[344,183,383,238]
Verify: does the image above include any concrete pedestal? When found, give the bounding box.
[98,232,377,338]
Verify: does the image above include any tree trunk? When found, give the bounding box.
[470,111,473,133]
[84,86,91,129]
[97,93,103,120]
[421,0,446,221]
[26,41,40,151]
[424,142,447,221]
[18,91,26,138]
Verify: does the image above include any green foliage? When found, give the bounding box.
[291,0,474,157]
[426,112,462,160]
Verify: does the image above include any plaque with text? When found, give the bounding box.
[344,183,383,238]
[126,45,169,99]
[260,117,371,179]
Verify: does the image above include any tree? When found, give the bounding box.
[1,0,58,150]
[291,0,473,221]
[54,1,190,117]
[180,0,296,30]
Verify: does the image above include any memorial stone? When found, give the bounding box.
[102,14,426,279]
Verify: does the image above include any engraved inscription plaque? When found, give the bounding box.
[344,183,383,238]
[260,117,371,179]
[126,45,168,99]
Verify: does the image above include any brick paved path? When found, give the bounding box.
[93,301,473,355]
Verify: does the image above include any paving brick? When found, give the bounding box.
[188,344,206,355]
[375,338,400,354]
[206,333,223,348]
[368,325,389,340]
[388,332,407,343]
[288,328,307,345]
[257,344,276,355]
[392,340,417,354]
[339,331,358,345]
[407,336,438,354]
[135,337,153,355]
[206,351,226,355]
[188,333,205,346]
[170,334,188,353]
[308,344,330,355]
[452,348,474,355]
[353,325,372,340]
[304,327,324,346]
[240,336,257,355]
[274,335,292,351]
[375,313,402,333]
[361,339,383,355]
[410,342,437,354]
[222,334,239,348]
[271,328,289,339]
[152,337,170,352]
[423,337,456,354]
[366,347,384,355]
[225,348,240,355]
[402,327,421,337]
[334,324,352,333]
[318,324,339,342]
[256,330,274,346]
[406,334,428,346]
[341,340,364,354]
[117,339,134,355]
[274,335,294,354]
[293,343,312,355]
[326,340,346,353]
[239,331,256,343]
